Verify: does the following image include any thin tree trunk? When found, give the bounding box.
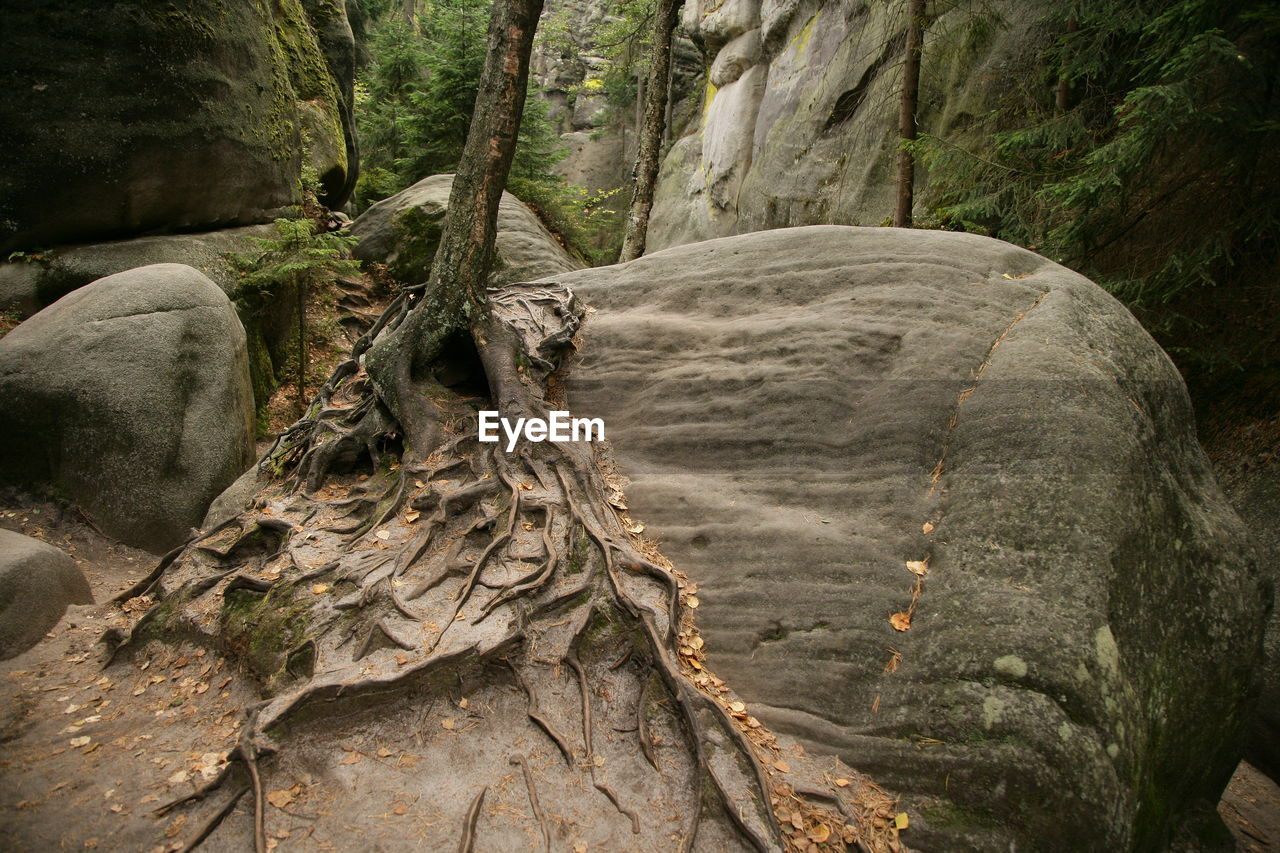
[894,0,925,228]
[427,0,546,317]
[618,0,680,262]
[1056,14,1079,111]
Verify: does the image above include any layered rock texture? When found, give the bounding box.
[350,174,582,284]
[0,264,255,553]
[561,226,1264,850]
[0,529,92,660]
[648,0,1051,250]
[0,0,357,253]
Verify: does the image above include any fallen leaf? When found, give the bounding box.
[889,612,912,631]
[773,760,790,773]
[194,682,209,695]
[165,815,186,838]
[685,595,700,609]
[392,803,408,815]
[729,701,746,713]
[266,789,294,809]
[441,718,455,730]
[835,778,851,788]
[395,653,410,666]
[895,812,910,830]
[405,509,421,523]
[517,482,533,491]
[375,529,390,540]
[689,635,705,650]
[311,583,329,595]
[70,736,90,748]
[377,747,394,757]
[747,716,761,728]
[458,697,469,709]
[808,824,831,843]
[573,843,587,853]
[922,522,934,535]
[906,560,929,576]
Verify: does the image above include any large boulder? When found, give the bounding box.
[350,174,582,285]
[0,0,356,253]
[648,0,1052,250]
[561,226,1265,851]
[0,264,255,552]
[0,529,92,660]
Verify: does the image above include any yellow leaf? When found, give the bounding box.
[266,789,294,809]
[889,612,912,631]
[773,760,790,772]
[685,595,700,609]
[729,701,746,713]
[375,530,390,540]
[895,812,909,830]
[70,736,90,748]
[518,482,533,491]
[808,823,831,843]
[441,718,455,730]
[906,560,929,576]
[922,522,934,535]
[311,583,329,595]
[458,697,469,709]
[689,635,705,650]
[405,509,421,523]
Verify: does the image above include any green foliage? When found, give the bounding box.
[232,218,360,301]
[920,0,1280,379]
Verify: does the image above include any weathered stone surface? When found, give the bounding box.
[561,226,1264,851]
[0,0,356,253]
[0,226,277,313]
[0,264,255,552]
[0,529,92,660]
[1211,448,1280,781]
[648,0,1053,251]
[350,174,582,285]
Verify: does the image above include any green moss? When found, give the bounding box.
[388,205,446,283]
[566,529,591,575]
[920,800,1005,833]
[221,584,314,689]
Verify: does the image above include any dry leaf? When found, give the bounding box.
[747,716,761,728]
[906,560,929,576]
[685,595,700,609]
[441,718,455,730]
[835,778,851,788]
[518,482,533,491]
[895,812,910,830]
[922,522,934,535]
[458,697,469,709]
[266,789,294,809]
[889,612,912,631]
[405,509,421,523]
[392,803,408,815]
[573,843,587,853]
[689,635,705,650]
[375,530,390,540]
[395,653,410,666]
[377,747,394,758]
[340,752,362,765]
[165,815,186,838]
[773,760,790,773]
[70,736,90,748]
[311,583,329,595]
[729,701,746,713]
[808,824,831,843]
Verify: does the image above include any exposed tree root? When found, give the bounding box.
[104,281,904,852]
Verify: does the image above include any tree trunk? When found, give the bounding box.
[618,0,681,262]
[1055,14,1080,112]
[893,0,925,228]
[98,0,902,848]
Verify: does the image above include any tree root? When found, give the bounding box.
[106,281,903,853]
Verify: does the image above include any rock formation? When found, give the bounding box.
[562,225,1265,850]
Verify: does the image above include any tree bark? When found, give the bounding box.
[1055,14,1080,112]
[618,0,681,262]
[893,0,925,228]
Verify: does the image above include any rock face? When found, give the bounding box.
[0,264,255,553]
[0,529,93,660]
[0,0,357,253]
[648,0,1051,251]
[350,174,582,285]
[561,226,1265,850]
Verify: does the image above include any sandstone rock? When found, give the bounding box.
[0,0,356,253]
[561,226,1264,850]
[350,174,582,285]
[0,264,255,552]
[0,529,92,660]
[648,0,1053,251]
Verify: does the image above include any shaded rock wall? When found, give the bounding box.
[0,0,358,253]
[560,226,1264,850]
